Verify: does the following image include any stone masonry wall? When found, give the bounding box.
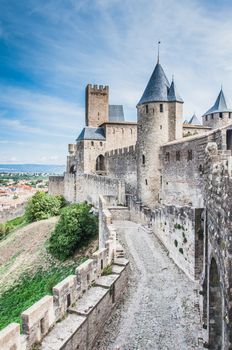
[0,196,129,350]
[75,174,126,207]
[199,142,232,348]
[128,197,203,281]
[105,145,137,195]
[160,125,232,208]
[48,176,64,196]
[0,202,26,224]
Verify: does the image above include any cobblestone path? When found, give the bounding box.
[93,221,201,350]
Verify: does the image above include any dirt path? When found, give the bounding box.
[93,221,201,350]
[0,217,58,293]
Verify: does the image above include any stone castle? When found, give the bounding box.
[49,54,232,349]
[2,54,232,349]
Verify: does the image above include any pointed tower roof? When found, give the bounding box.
[168,79,183,103]
[188,113,201,125]
[138,62,170,106]
[204,89,232,115]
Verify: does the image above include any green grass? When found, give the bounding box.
[0,215,27,241]
[0,258,86,330]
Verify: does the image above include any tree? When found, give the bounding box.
[25,191,64,222]
[49,203,98,260]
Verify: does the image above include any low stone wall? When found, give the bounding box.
[0,196,128,350]
[129,198,203,281]
[0,202,26,224]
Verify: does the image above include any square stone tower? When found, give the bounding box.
[85,84,109,127]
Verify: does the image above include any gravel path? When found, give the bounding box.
[93,221,201,350]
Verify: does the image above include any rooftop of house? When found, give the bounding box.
[76,127,105,141]
[109,105,125,122]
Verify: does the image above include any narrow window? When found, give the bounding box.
[211,114,214,120]
[110,284,115,303]
[101,259,104,270]
[87,274,90,284]
[100,141,103,146]
[160,176,162,185]
[229,113,232,119]
[160,125,162,130]
[67,293,71,308]
[142,154,145,165]
[199,164,203,176]
[40,318,45,335]
[145,179,148,185]
[145,105,149,114]
[205,115,208,121]
[160,104,164,113]
[91,141,94,146]
[130,128,133,134]
[165,152,170,162]
[188,150,193,161]
[176,151,180,161]
[219,112,223,119]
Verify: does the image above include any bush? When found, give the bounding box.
[25,192,65,222]
[49,203,98,260]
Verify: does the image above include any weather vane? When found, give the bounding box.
[157,41,161,63]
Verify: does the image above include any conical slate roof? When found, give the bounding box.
[138,62,183,105]
[138,62,170,105]
[204,89,232,115]
[168,80,183,103]
[188,113,201,125]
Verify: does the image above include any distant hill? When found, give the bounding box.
[0,164,65,174]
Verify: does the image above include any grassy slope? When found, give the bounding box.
[0,215,98,330]
[0,259,86,330]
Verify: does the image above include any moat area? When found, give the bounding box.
[94,221,201,350]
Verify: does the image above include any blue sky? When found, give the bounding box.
[1,0,232,164]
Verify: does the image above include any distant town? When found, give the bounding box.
[0,173,48,211]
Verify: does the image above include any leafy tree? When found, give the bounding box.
[25,191,64,222]
[49,203,98,260]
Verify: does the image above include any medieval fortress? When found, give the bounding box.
[2,54,232,349]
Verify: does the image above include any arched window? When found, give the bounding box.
[96,154,105,172]
[142,155,145,165]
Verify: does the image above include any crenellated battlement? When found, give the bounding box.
[105,145,136,157]
[0,197,129,350]
[87,84,109,93]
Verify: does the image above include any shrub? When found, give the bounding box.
[25,192,64,222]
[49,203,98,260]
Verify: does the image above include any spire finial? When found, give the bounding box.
[172,74,174,82]
[221,83,223,91]
[157,41,161,63]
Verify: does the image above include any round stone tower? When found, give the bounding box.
[136,59,183,207]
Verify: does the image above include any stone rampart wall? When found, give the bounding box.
[105,145,137,195]
[0,197,128,350]
[129,197,203,281]
[75,174,125,207]
[0,202,26,224]
[48,176,64,196]
[199,143,232,348]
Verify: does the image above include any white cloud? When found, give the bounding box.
[1,0,232,163]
